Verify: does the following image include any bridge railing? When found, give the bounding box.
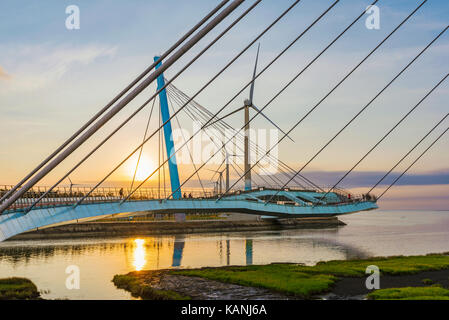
[0,185,218,213]
[0,184,374,213]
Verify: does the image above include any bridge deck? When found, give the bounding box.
[0,198,377,242]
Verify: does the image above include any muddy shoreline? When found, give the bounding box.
[325,269,449,300]
[119,270,292,300]
[9,216,345,240]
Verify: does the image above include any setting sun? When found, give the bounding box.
[126,155,156,182]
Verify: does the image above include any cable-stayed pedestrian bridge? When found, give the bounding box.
[0,186,377,242]
[2,0,447,242]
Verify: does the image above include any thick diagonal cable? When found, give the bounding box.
[368,112,449,195]
[284,23,448,200]
[2,0,246,213]
[73,0,303,206]
[377,124,449,200]
[3,0,240,207]
[260,0,427,204]
[0,0,231,204]
[130,97,157,192]
[125,1,342,202]
[101,0,317,202]
[216,0,390,200]
[318,72,449,202]
[321,26,448,196]
[24,0,257,211]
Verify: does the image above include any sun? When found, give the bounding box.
[127,155,156,182]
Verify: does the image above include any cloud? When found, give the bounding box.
[0,44,117,93]
[0,65,11,80]
[296,169,449,188]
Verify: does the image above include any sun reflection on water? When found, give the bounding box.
[133,239,146,271]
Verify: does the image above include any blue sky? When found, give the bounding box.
[0,0,448,209]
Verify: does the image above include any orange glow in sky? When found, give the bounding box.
[126,155,156,182]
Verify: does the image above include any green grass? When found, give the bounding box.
[112,253,449,300]
[112,274,190,300]
[368,287,449,300]
[173,264,336,298]
[172,253,449,298]
[292,253,449,277]
[0,277,41,300]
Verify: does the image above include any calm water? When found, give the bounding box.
[0,210,448,300]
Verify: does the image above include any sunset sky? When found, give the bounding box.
[1,0,448,210]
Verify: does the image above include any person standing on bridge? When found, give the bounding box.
[119,188,124,199]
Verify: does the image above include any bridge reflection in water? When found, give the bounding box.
[0,229,369,299]
[134,236,254,269]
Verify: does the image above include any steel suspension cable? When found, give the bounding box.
[278,21,447,202]
[167,84,307,188]
[167,87,274,188]
[166,85,280,188]
[186,92,324,191]
[23,0,256,211]
[80,0,305,204]
[368,112,449,195]
[71,0,269,207]
[377,125,449,200]
[130,96,157,192]
[0,0,231,204]
[217,0,392,199]
[125,0,340,202]
[319,72,449,202]
[166,87,269,187]
[166,92,207,195]
[252,0,428,204]
[1,0,246,213]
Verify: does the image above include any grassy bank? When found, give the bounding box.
[368,286,449,300]
[173,253,449,298]
[0,277,41,300]
[113,253,449,300]
[174,264,337,298]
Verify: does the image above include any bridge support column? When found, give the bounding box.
[245,239,253,265]
[154,56,185,221]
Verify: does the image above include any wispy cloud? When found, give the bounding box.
[0,44,117,93]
